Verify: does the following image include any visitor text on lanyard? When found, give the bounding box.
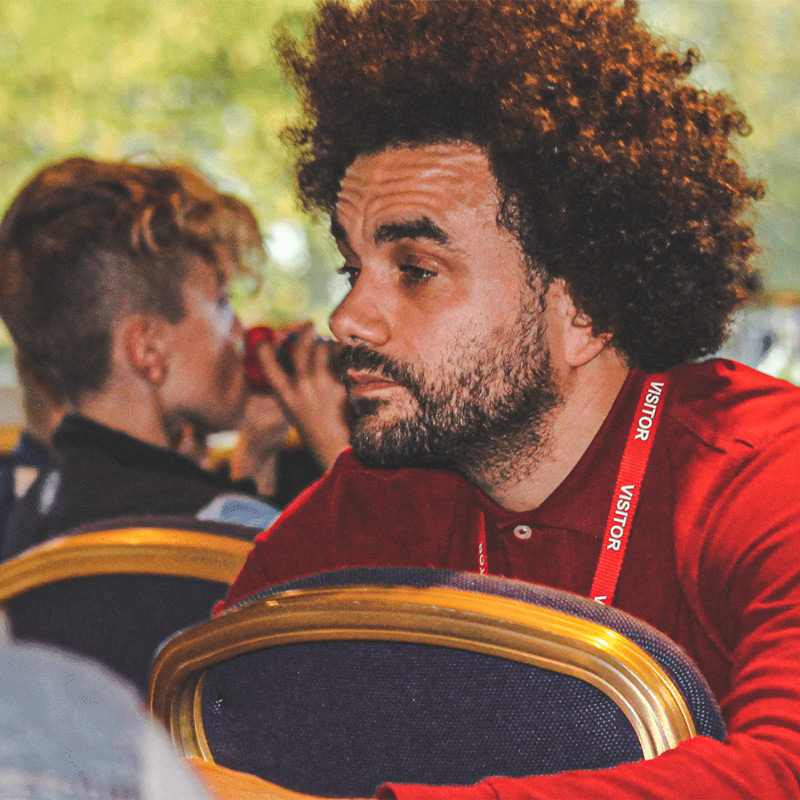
[477,374,669,607]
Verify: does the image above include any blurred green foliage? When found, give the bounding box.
[638,0,800,296]
[0,0,797,348]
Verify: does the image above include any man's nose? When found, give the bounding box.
[329,276,390,347]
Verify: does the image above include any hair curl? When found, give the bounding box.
[0,157,263,402]
[278,0,764,370]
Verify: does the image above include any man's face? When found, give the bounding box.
[160,260,247,435]
[330,143,560,479]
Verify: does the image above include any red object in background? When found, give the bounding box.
[245,325,304,393]
[244,325,278,393]
[245,324,339,393]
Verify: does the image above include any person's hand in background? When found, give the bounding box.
[229,392,291,497]
[256,322,350,471]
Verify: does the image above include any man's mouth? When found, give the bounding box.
[346,370,401,395]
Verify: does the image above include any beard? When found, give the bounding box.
[339,297,561,486]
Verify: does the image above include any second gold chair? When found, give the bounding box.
[0,517,254,694]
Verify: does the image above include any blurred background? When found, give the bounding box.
[0,0,797,421]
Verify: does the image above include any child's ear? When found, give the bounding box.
[119,314,170,384]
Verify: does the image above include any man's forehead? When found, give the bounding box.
[333,142,502,239]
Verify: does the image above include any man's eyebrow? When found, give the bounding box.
[374,217,450,246]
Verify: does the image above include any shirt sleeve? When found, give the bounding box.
[380,429,800,799]
[217,451,469,613]
[215,467,338,612]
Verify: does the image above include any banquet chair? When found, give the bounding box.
[0,516,254,694]
[148,567,725,799]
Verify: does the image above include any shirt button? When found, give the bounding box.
[514,525,532,540]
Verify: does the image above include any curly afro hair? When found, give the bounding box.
[278,0,764,370]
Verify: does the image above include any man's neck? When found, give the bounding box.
[74,382,174,450]
[477,353,631,512]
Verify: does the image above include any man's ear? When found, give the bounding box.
[545,279,612,368]
[119,314,170,385]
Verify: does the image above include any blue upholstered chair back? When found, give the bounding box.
[9,573,226,694]
[0,516,255,694]
[172,568,725,797]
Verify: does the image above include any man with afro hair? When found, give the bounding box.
[227,1,800,797]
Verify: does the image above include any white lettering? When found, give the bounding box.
[605,485,635,550]
[635,383,664,440]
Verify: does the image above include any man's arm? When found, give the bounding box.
[379,431,800,799]
[215,463,341,613]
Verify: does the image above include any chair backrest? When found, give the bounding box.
[0,517,254,694]
[148,567,725,798]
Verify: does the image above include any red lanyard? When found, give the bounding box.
[477,374,669,606]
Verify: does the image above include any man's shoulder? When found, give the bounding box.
[325,448,468,495]
[266,449,471,536]
[665,361,800,624]
[665,359,800,451]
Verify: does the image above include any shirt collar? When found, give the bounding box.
[54,413,217,479]
[471,368,647,538]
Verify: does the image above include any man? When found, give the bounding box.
[0,157,283,558]
[223,0,800,798]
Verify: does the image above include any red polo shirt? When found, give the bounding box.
[223,359,800,799]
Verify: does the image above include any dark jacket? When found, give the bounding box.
[1,414,261,559]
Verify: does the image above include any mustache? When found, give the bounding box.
[339,345,419,391]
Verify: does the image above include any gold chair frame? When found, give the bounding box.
[148,583,698,798]
[0,528,253,602]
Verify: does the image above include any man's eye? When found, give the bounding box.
[337,265,359,287]
[399,264,435,282]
